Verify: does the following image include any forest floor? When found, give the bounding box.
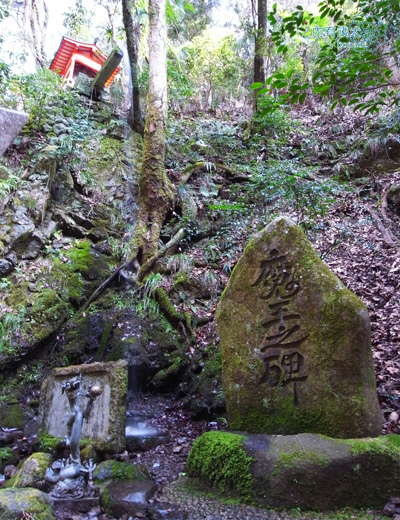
[105,103,400,520]
[163,102,400,434]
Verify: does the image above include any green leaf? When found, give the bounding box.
[272,80,288,88]
[333,10,342,21]
[291,93,300,104]
[250,82,264,90]
[313,84,331,94]
[257,88,270,95]
[299,93,306,104]
[354,103,366,111]
[340,97,347,106]
[364,80,376,87]
[183,1,196,13]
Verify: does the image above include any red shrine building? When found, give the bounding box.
[50,36,120,89]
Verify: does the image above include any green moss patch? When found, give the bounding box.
[93,460,149,483]
[0,488,54,520]
[187,431,254,503]
[0,448,14,469]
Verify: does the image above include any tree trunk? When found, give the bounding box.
[21,0,48,69]
[129,0,174,264]
[253,0,267,110]
[122,0,144,135]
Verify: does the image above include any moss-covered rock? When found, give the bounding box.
[11,453,51,489]
[188,347,225,418]
[56,292,182,389]
[0,400,24,429]
[216,217,382,438]
[0,488,54,520]
[188,431,400,510]
[187,431,254,503]
[93,460,149,483]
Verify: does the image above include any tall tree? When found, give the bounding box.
[121,0,144,134]
[95,0,119,47]
[253,0,267,109]
[129,0,174,268]
[14,0,48,69]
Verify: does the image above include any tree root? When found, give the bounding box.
[155,287,193,338]
[138,227,184,282]
[368,207,399,248]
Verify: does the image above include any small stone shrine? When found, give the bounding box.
[217,217,382,438]
[39,360,127,453]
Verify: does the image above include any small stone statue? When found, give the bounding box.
[45,374,102,498]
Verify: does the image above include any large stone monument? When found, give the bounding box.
[39,360,127,453]
[0,107,29,156]
[217,217,382,438]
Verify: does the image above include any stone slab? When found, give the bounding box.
[0,107,29,156]
[39,360,127,453]
[187,431,400,510]
[101,479,157,517]
[217,216,382,438]
[51,497,99,515]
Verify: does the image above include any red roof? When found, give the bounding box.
[50,36,119,88]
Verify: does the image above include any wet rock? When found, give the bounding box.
[0,429,21,448]
[4,466,17,479]
[383,497,400,517]
[0,259,13,276]
[217,216,382,438]
[149,502,188,519]
[126,416,170,452]
[100,479,157,517]
[4,251,17,266]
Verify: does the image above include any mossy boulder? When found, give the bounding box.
[187,431,400,510]
[216,217,381,438]
[0,488,54,520]
[187,431,254,503]
[93,460,149,483]
[0,399,24,429]
[11,453,51,490]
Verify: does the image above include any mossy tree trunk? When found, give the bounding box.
[129,0,174,264]
[121,0,144,135]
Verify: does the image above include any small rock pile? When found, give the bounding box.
[383,498,400,519]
